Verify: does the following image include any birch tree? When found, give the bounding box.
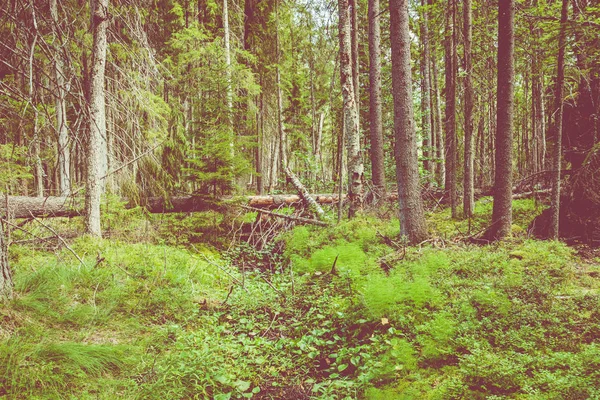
[85,0,109,237]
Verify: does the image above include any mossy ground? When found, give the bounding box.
[1,198,599,399]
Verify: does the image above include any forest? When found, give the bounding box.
[0,0,600,398]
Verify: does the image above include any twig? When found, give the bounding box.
[330,254,339,275]
[241,205,329,227]
[92,282,100,316]
[222,285,235,305]
[1,218,50,245]
[261,312,279,338]
[28,211,87,269]
[191,247,249,293]
[259,274,286,299]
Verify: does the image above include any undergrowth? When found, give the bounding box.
[1,198,599,399]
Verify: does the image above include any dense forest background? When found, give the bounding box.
[1,1,600,398]
[1,0,597,226]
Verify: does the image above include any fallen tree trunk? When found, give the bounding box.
[285,167,325,219]
[1,194,354,219]
[1,189,545,219]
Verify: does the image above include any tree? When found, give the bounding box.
[85,0,109,237]
[420,0,433,180]
[444,0,458,218]
[223,0,234,159]
[338,0,363,217]
[368,0,385,195]
[50,0,71,196]
[489,0,515,240]
[463,0,474,218]
[550,0,569,239]
[390,0,427,243]
[0,220,12,300]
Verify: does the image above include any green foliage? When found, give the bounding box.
[0,144,32,189]
[362,252,448,319]
[428,198,543,238]
[3,198,600,399]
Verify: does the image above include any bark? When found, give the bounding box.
[444,0,458,218]
[550,0,569,239]
[390,0,428,243]
[284,167,325,219]
[276,66,288,171]
[338,0,364,217]
[489,0,515,240]
[223,0,234,157]
[85,0,109,237]
[256,85,264,194]
[463,0,475,218]
[0,220,12,301]
[420,0,432,178]
[28,9,43,197]
[430,29,445,187]
[275,4,288,172]
[349,0,360,116]
[50,0,71,196]
[368,0,386,194]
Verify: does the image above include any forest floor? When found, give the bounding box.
[1,198,600,399]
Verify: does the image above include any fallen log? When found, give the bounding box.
[1,194,352,219]
[284,167,325,219]
[1,189,544,219]
[1,196,82,219]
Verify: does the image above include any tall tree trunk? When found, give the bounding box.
[550,0,569,239]
[463,0,475,218]
[368,0,385,195]
[489,0,515,240]
[444,0,457,217]
[532,49,546,175]
[390,0,428,243]
[85,0,109,237]
[223,0,234,161]
[430,32,445,187]
[420,0,433,180]
[50,0,71,196]
[349,0,360,116]
[276,4,288,173]
[0,220,11,301]
[339,0,363,217]
[28,6,43,197]
[256,77,264,194]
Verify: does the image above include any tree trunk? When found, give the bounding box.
[420,0,433,180]
[349,0,360,116]
[368,0,386,195]
[338,0,363,217]
[463,0,475,218]
[223,0,234,159]
[444,0,457,218]
[489,0,515,240]
[284,167,325,219]
[85,0,109,237]
[275,3,288,173]
[50,0,71,196]
[550,0,569,239]
[0,220,12,301]
[390,0,428,243]
[430,22,445,187]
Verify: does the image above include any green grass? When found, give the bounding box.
[1,198,599,399]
